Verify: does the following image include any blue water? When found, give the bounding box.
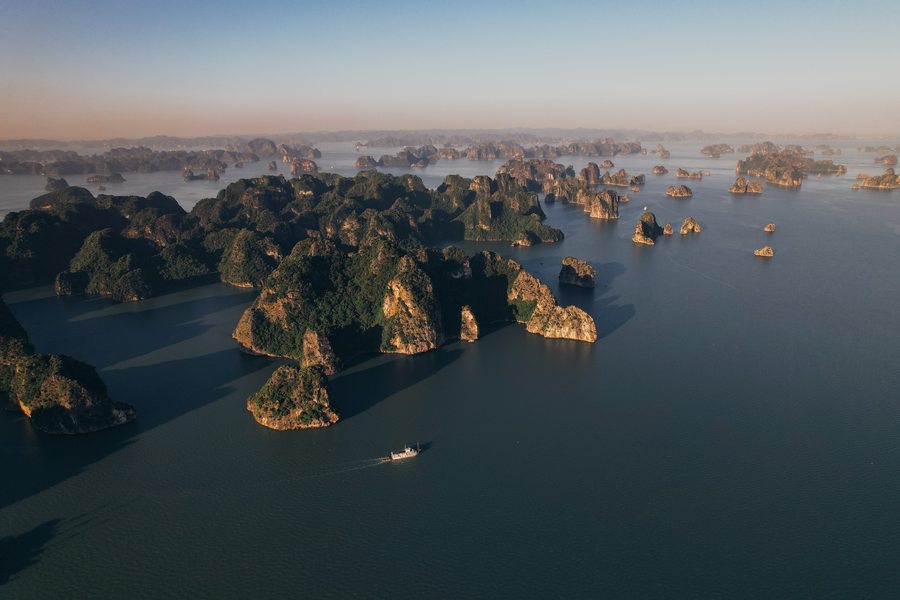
[2,141,900,598]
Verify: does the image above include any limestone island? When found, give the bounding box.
[559,257,595,288]
[764,223,776,233]
[676,168,703,180]
[378,145,439,168]
[666,185,693,198]
[651,165,668,175]
[460,306,479,342]
[86,173,126,184]
[247,365,338,430]
[0,139,301,176]
[632,211,663,246]
[729,177,763,194]
[754,246,774,257]
[2,167,602,432]
[857,168,900,190]
[0,296,135,434]
[700,144,735,158]
[290,159,318,176]
[600,168,633,187]
[355,155,379,169]
[679,217,701,235]
[736,143,847,189]
[183,167,220,181]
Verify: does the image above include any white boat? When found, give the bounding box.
[390,445,419,461]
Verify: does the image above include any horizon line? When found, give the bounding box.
[2,127,899,145]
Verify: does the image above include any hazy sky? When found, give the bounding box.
[1,0,899,139]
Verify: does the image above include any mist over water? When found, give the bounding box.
[2,141,900,597]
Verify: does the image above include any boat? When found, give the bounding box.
[390,445,419,461]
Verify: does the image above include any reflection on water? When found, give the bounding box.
[1,141,900,597]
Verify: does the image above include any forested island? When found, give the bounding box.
[4,134,895,433]
[735,144,847,188]
[1,169,596,432]
[0,138,321,178]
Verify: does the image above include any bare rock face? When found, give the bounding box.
[508,271,597,342]
[559,256,595,288]
[663,223,674,235]
[247,365,338,430]
[290,159,318,176]
[468,175,497,196]
[766,166,803,188]
[232,286,301,357]
[679,217,701,235]
[729,177,763,194]
[754,246,774,257]
[599,159,615,169]
[666,185,693,198]
[578,162,602,185]
[381,256,443,354]
[651,165,668,175]
[764,223,776,233]
[632,211,662,246]
[875,154,898,165]
[579,188,619,219]
[301,330,338,375]
[460,306,479,342]
[600,168,631,187]
[355,155,378,169]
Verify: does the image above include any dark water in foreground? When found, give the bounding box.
[2,143,900,598]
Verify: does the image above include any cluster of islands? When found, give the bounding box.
[1,135,896,435]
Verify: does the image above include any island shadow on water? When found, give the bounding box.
[0,518,62,586]
[0,284,269,510]
[0,507,118,585]
[554,261,634,339]
[330,347,464,421]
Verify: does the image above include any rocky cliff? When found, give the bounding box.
[679,217,701,235]
[381,256,444,354]
[559,257,595,288]
[580,189,620,220]
[729,177,763,194]
[508,271,597,342]
[632,211,662,246]
[460,306,479,342]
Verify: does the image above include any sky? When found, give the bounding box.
[1,0,899,139]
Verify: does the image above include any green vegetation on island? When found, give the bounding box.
[0,297,135,434]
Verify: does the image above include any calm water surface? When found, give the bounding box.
[2,142,900,598]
